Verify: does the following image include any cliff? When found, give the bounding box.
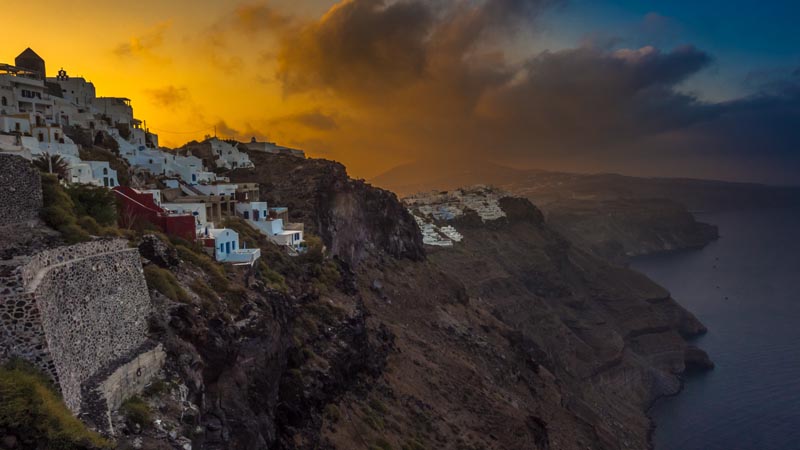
[542,198,719,264]
[2,154,711,450]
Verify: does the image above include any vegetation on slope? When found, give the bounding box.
[0,360,110,449]
[39,174,121,243]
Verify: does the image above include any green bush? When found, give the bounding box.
[120,396,151,428]
[67,185,117,226]
[0,360,110,449]
[39,174,120,242]
[144,265,188,302]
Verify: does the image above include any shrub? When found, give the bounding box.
[0,360,111,449]
[67,185,117,226]
[120,396,151,428]
[143,379,171,398]
[39,174,120,242]
[257,260,288,292]
[144,265,188,302]
[323,404,342,423]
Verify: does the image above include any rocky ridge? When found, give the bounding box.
[2,152,711,450]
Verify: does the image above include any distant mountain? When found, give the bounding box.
[370,159,535,197]
[371,159,800,212]
[374,159,800,262]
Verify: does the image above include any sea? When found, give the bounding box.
[632,208,800,450]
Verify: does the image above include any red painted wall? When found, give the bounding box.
[113,186,196,241]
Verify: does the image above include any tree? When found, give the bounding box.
[32,153,70,180]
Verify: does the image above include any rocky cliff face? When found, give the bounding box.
[4,153,711,450]
[231,153,424,266]
[542,198,719,264]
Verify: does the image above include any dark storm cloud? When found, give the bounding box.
[270,109,339,131]
[234,0,799,182]
[275,0,720,155]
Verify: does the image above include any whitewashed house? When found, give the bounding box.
[235,202,304,249]
[202,227,261,265]
[208,138,254,169]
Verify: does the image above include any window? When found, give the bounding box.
[110,179,115,187]
[1,96,6,106]
[103,168,108,175]
[37,133,44,142]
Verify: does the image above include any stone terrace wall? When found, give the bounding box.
[33,241,151,413]
[20,239,129,288]
[0,154,42,226]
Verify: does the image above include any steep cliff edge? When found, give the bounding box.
[542,198,719,264]
[2,153,710,450]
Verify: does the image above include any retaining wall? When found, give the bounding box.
[0,154,42,226]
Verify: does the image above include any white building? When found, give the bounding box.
[245,137,305,158]
[202,227,261,265]
[48,69,95,110]
[208,138,254,169]
[235,201,304,249]
[94,97,133,126]
[0,64,54,124]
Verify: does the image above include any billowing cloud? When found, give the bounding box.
[114,21,173,59]
[145,85,190,110]
[99,0,797,183]
[270,109,340,131]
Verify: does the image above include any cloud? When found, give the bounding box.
[114,21,173,59]
[198,0,800,183]
[145,85,190,110]
[234,3,294,34]
[270,0,720,159]
[270,109,339,131]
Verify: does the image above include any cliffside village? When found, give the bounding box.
[0,48,307,265]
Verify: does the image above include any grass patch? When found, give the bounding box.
[144,265,188,302]
[120,395,151,428]
[176,245,229,291]
[0,360,111,449]
[190,279,218,303]
[143,379,172,398]
[257,260,288,292]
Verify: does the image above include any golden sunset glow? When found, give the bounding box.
[5,0,799,183]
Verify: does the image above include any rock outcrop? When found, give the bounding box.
[231,153,424,266]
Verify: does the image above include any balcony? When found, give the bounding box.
[220,248,261,266]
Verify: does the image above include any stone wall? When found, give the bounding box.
[81,342,166,433]
[0,154,42,226]
[0,238,162,432]
[34,242,151,413]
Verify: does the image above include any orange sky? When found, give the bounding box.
[5,1,798,184]
[4,1,359,168]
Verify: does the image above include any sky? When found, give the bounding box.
[4,0,799,184]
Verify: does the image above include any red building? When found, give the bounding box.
[112,186,197,241]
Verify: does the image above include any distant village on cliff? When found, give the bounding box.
[1,48,308,265]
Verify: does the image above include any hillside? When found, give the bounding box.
[371,160,800,260]
[2,152,710,450]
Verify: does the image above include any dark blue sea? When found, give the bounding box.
[632,208,800,450]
